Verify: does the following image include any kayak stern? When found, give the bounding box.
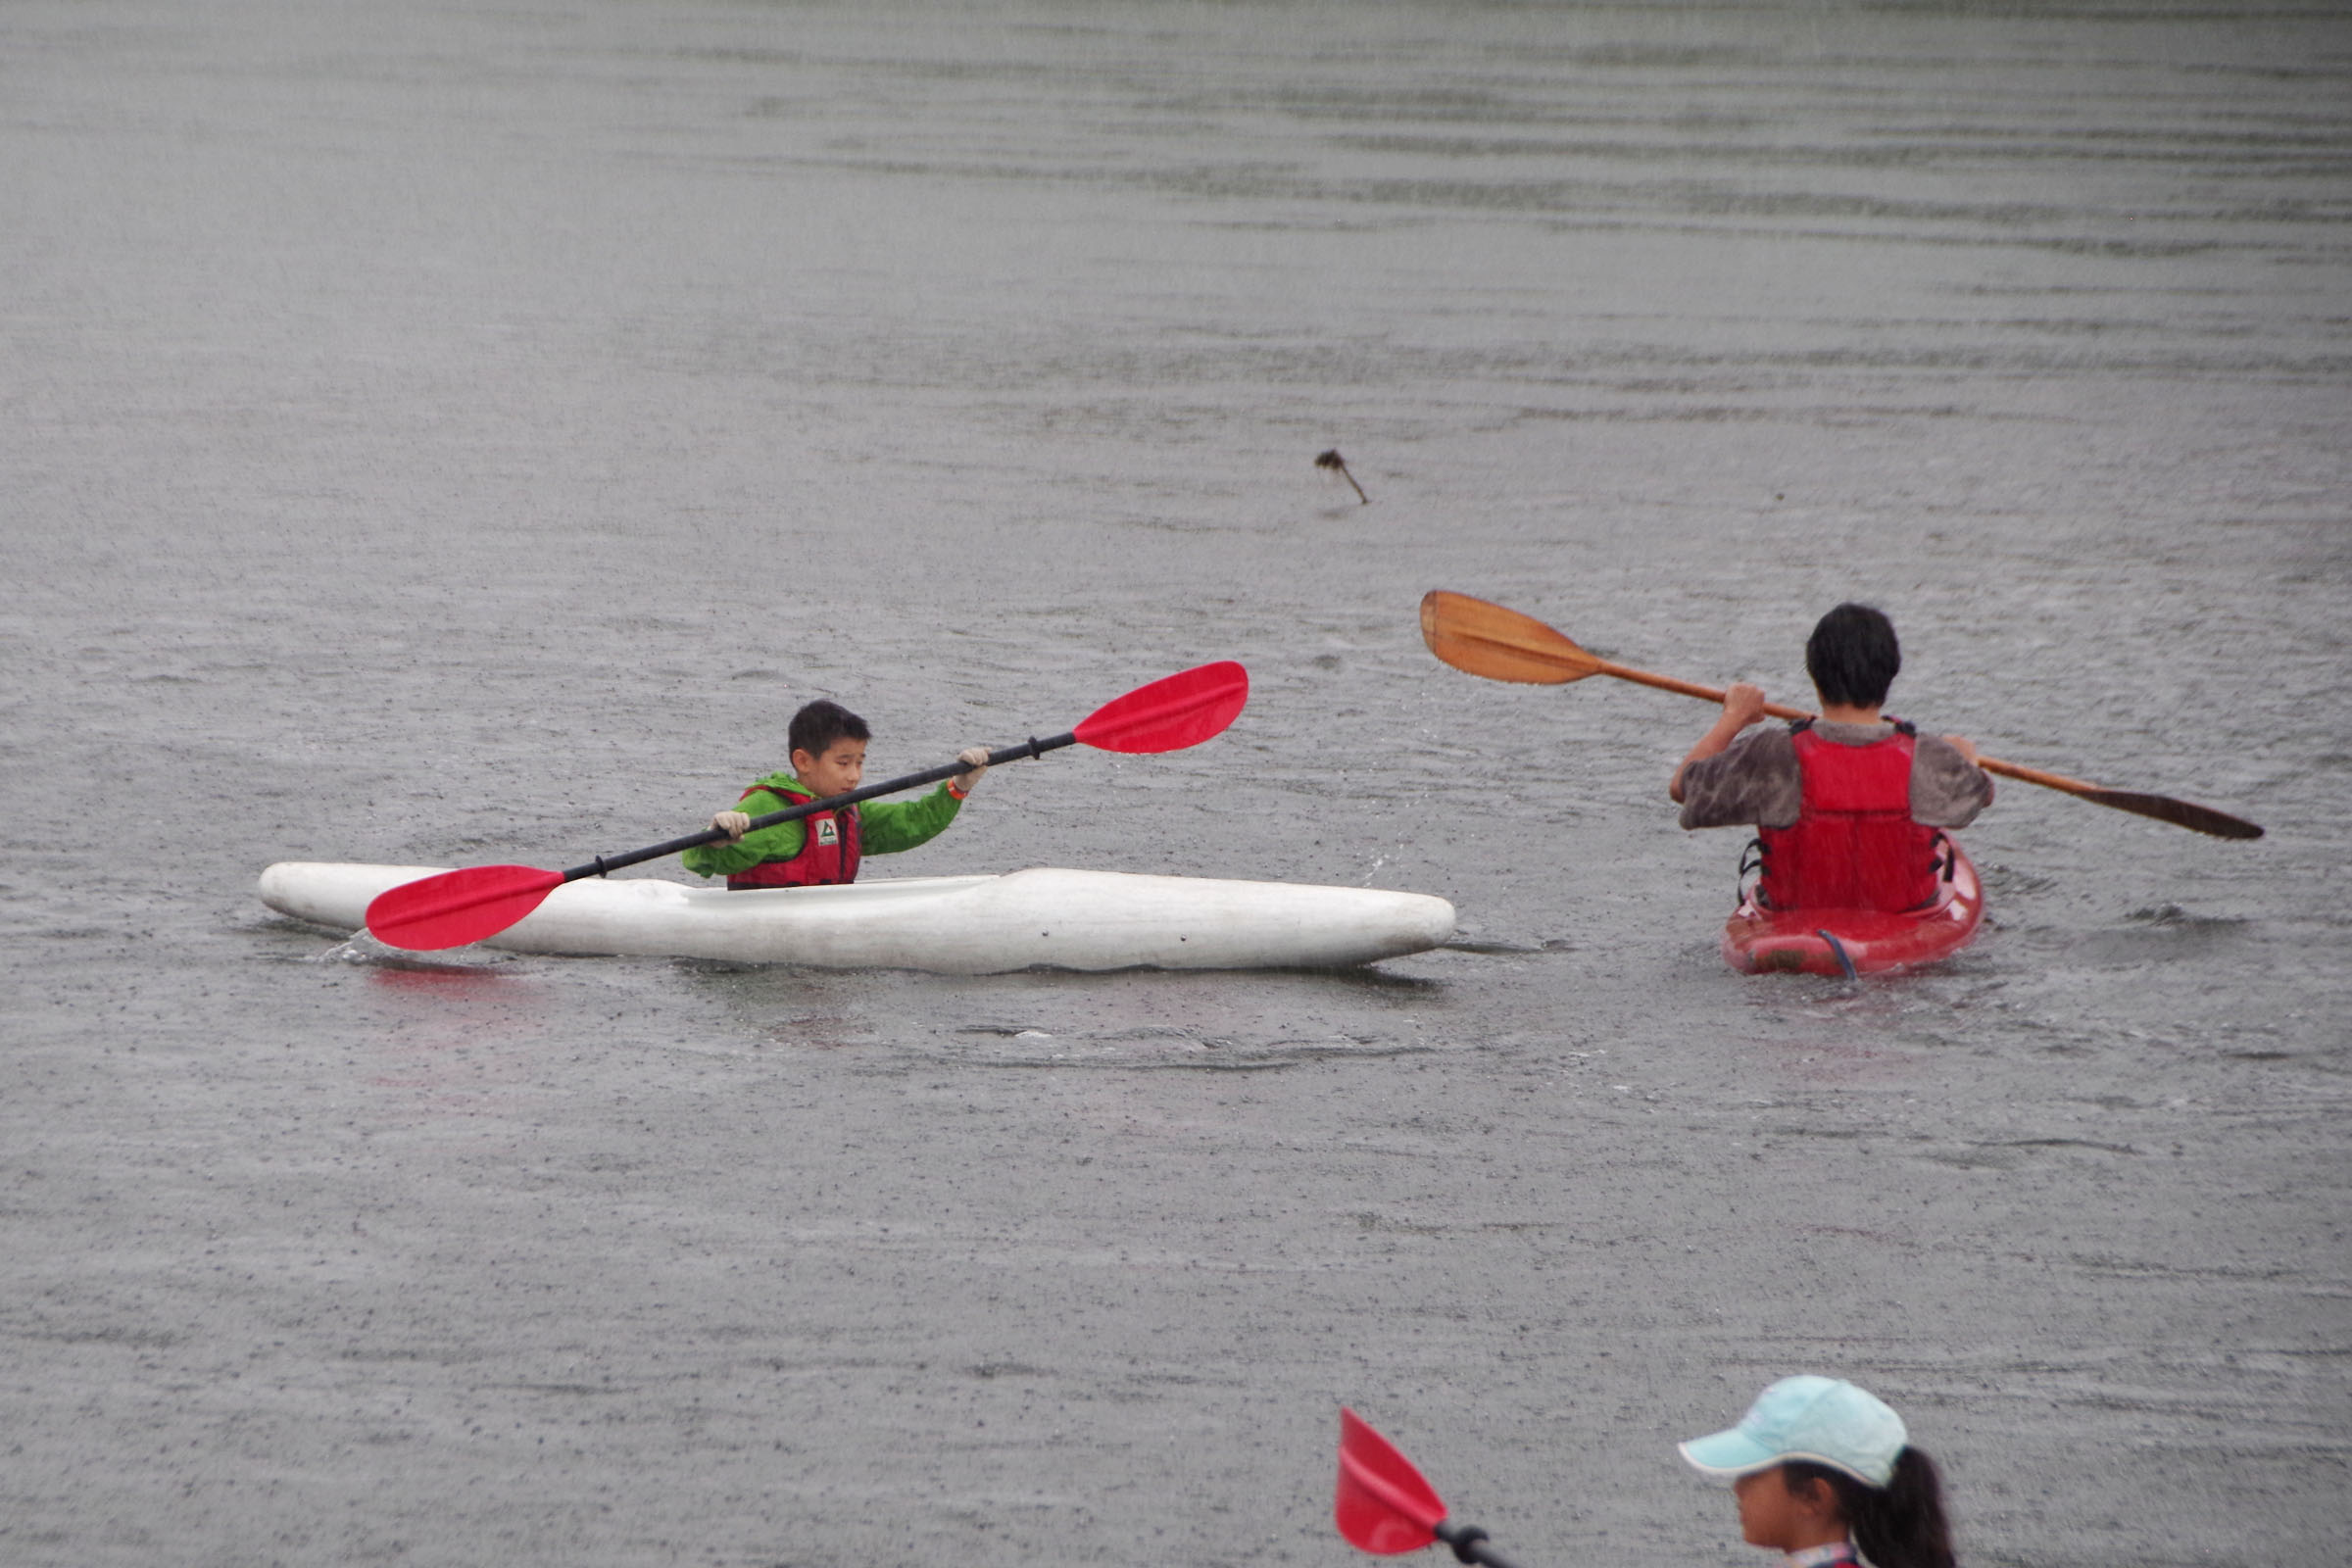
[1721,843,1984,977]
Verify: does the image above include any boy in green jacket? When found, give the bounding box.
[682,699,991,889]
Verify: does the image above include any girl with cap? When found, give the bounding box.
[1680,1376,1956,1568]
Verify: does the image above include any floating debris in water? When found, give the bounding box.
[1315,448,1369,505]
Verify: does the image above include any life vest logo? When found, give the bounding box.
[815,818,839,846]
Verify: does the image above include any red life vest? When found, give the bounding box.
[725,782,861,889]
[1756,722,1943,912]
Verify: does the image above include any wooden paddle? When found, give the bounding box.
[363,661,1251,951]
[1419,591,2263,841]
[1336,1408,1527,1568]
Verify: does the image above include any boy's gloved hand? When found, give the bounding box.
[952,746,991,793]
[710,810,752,842]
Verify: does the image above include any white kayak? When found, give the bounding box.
[257,861,1456,973]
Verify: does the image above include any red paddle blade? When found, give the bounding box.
[365,864,564,952]
[1337,1408,1448,1554]
[1071,661,1249,754]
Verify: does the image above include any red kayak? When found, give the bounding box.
[1722,841,1984,978]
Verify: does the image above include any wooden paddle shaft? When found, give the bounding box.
[1434,1520,1524,1568]
[1972,756,2098,793]
[1598,660,1818,721]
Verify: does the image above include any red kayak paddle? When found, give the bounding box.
[1338,1408,1527,1568]
[364,661,1250,952]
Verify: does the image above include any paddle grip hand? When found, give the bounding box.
[952,745,991,793]
[710,811,752,842]
[1671,683,1775,803]
[1719,682,1768,729]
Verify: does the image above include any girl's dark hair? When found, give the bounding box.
[788,699,871,761]
[1784,1448,1954,1568]
[1805,603,1902,710]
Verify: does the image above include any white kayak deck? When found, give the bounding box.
[258,862,1456,973]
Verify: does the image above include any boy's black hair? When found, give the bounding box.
[1805,603,1902,710]
[789,699,871,761]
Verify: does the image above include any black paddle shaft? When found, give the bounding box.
[1435,1520,1525,1568]
[555,732,1080,883]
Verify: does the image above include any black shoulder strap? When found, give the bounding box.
[1788,716,1814,734]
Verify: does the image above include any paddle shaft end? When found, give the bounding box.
[1434,1520,1525,1568]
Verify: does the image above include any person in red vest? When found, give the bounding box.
[1680,1374,1957,1568]
[1670,604,1991,911]
[681,699,991,889]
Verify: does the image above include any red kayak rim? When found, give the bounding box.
[1723,842,1984,977]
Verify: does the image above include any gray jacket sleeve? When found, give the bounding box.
[1679,726,1803,830]
[1910,736,1994,828]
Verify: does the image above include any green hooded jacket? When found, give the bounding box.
[680,773,963,881]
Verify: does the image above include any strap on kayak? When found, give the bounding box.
[1738,837,1769,910]
[1816,928,1860,983]
[1898,829,1957,912]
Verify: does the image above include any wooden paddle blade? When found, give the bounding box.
[365,864,564,951]
[2076,788,2264,840]
[1072,661,1249,753]
[1420,591,1601,685]
[1336,1409,1447,1554]
[1977,758,2266,840]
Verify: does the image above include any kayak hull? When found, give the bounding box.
[1721,842,1984,977]
[258,862,1456,973]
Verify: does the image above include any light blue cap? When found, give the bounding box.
[1679,1375,1907,1488]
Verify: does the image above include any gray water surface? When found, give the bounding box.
[4,3,2348,1565]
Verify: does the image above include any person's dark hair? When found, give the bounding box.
[1805,603,1902,710]
[789,699,870,761]
[1783,1450,1955,1568]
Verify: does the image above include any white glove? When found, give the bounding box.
[952,746,990,794]
[710,810,752,842]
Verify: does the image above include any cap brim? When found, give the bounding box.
[1678,1429,1779,1480]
